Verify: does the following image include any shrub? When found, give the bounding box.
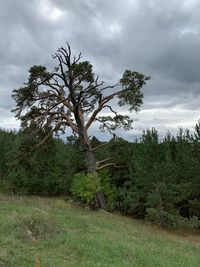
[146,208,200,230]
[99,171,119,210]
[189,216,200,230]
[71,171,119,209]
[146,208,168,227]
[71,172,101,206]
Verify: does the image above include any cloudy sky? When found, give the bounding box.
[0,0,200,140]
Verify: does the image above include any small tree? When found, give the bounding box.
[12,42,150,207]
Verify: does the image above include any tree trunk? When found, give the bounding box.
[84,146,97,173]
[83,144,106,209]
[75,106,107,209]
[79,128,106,209]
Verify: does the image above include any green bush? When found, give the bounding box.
[71,172,101,205]
[146,208,168,227]
[71,171,119,209]
[189,216,200,229]
[146,208,200,230]
[99,171,119,210]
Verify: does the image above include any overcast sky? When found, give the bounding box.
[0,0,200,140]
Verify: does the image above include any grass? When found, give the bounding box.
[0,194,200,267]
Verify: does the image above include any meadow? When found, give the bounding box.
[0,195,200,267]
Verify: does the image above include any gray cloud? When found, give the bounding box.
[0,0,200,138]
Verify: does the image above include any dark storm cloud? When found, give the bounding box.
[0,0,200,136]
[152,36,200,84]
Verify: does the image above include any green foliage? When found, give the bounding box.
[121,127,200,228]
[98,115,133,131]
[99,171,119,210]
[73,61,94,83]
[71,171,119,209]
[12,44,149,163]
[0,128,80,196]
[146,208,168,227]
[146,209,200,230]
[118,70,150,111]
[71,172,101,205]
[6,167,27,194]
[1,119,200,230]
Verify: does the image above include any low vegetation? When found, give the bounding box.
[0,196,200,267]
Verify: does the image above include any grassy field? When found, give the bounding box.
[0,195,200,267]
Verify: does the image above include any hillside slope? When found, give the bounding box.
[0,195,199,267]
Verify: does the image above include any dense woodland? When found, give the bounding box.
[1,121,200,229]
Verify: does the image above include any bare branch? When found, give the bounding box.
[57,44,71,66]
[66,42,71,62]
[95,118,117,139]
[61,111,78,133]
[62,99,74,112]
[44,80,62,96]
[86,103,103,129]
[52,53,69,87]
[104,105,118,116]
[97,162,125,170]
[47,98,66,112]
[101,86,130,105]
[99,83,118,93]
[36,122,62,149]
[97,158,112,166]
[72,52,82,65]
[91,143,108,151]
[85,85,125,130]
[16,122,64,164]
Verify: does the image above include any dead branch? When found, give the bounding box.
[97,162,125,170]
[36,122,62,149]
[104,105,118,116]
[96,158,112,166]
[91,143,108,151]
[61,111,78,133]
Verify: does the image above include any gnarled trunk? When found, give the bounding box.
[84,146,97,173]
[83,144,106,209]
[80,130,106,209]
[75,107,106,209]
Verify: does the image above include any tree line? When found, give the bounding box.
[0,122,200,229]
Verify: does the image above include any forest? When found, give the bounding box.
[1,121,200,230]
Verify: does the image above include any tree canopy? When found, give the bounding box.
[12,43,150,164]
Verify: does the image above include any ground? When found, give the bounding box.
[0,194,200,267]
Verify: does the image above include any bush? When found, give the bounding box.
[71,172,101,206]
[146,208,168,227]
[99,171,119,210]
[71,171,119,209]
[146,208,200,230]
[189,216,200,230]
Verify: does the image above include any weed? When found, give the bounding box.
[13,210,57,242]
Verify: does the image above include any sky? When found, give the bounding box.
[0,0,200,141]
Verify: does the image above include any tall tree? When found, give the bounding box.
[12,43,149,206]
